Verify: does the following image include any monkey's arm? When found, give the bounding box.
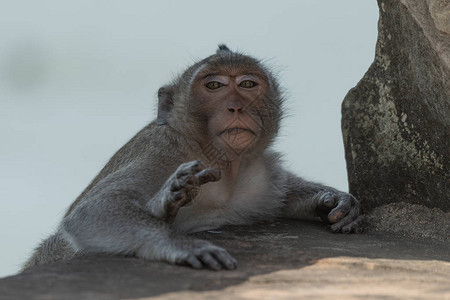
[281,171,363,233]
[62,160,236,270]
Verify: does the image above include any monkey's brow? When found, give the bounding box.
[200,73,264,81]
[201,73,221,80]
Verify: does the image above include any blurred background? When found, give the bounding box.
[0,0,378,277]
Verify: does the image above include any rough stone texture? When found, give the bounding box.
[367,202,450,242]
[0,220,449,300]
[342,0,450,212]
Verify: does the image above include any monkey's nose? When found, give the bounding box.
[227,107,243,113]
[227,100,244,113]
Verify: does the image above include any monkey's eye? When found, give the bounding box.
[206,81,224,90]
[239,80,258,88]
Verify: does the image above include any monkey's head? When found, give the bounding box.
[157,45,284,163]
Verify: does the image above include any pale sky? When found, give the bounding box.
[0,0,379,277]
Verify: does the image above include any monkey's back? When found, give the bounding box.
[65,122,187,217]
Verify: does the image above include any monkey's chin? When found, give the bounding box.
[219,128,257,155]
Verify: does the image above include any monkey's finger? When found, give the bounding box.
[171,191,193,207]
[171,161,208,191]
[175,160,205,177]
[330,211,356,233]
[170,174,190,191]
[183,254,203,269]
[317,191,338,212]
[329,199,361,232]
[327,195,357,223]
[341,215,365,234]
[192,168,221,185]
[199,252,222,270]
[211,249,238,270]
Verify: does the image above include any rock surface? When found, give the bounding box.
[367,202,450,242]
[1,220,449,300]
[342,0,450,211]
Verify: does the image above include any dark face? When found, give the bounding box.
[190,65,269,156]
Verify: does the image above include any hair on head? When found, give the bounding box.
[217,44,231,53]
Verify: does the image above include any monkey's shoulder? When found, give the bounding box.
[102,123,187,173]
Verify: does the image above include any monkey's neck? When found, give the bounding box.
[223,159,241,181]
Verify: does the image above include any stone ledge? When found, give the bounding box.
[1,220,449,299]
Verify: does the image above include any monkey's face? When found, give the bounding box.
[190,66,270,156]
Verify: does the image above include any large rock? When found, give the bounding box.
[342,0,450,212]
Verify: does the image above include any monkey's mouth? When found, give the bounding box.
[219,127,257,153]
[219,128,255,135]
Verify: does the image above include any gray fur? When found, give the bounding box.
[23,45,362,271]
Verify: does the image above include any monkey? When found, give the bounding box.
[23,45,363,271]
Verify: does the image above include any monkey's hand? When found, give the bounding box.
[168,237,237,270]
[161,160,221,223]
[315,191,364,234]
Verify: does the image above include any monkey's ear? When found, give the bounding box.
[217,44,231,53]
[156,86,174,126]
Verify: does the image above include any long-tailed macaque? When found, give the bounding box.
[24,45,363,271]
